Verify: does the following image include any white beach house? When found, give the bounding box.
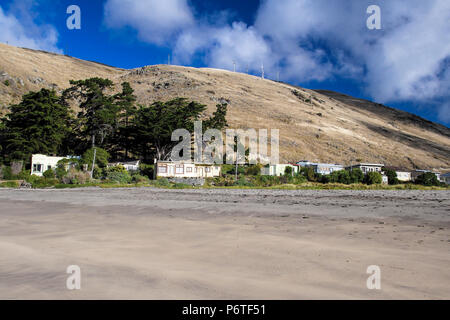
[108,160,140,172]
[261,164,299,176]
[31,154,70,176]
[156,161,221,178]
[346,163,384,173]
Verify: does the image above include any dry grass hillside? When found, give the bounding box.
[1,43,449,170]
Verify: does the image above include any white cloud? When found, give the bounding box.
[255,0,450,103]
[174,22,275,75]
[363,0,450,102]
[104,0,194,45]
[0,3,61,53]
[103,0,450,123]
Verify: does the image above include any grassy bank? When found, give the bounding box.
[2,180,448,191]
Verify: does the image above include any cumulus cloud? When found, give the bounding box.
[104,0,194,45]
[0,1,61,53]
[174,22,275,74]
[256,0,450,102]
[362,0,450,102]
[103,0,450,123]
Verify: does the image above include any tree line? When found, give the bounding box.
[0,78,228,165]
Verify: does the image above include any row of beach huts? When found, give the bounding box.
[30,154,450,185]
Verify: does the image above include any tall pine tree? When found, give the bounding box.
[1,89,73,162]
[62,78,118,153]
[129,99,228,161]
[114,82,137,159]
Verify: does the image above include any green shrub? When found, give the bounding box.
[4,80,10,86]
[318,174,330,183]
[14,170,30,180]
[0,166,30,181]
[254,175,284,187]
[172,183,191,189]
[0,181,19,188]
[338,170,351,184]
[132,174,150,184]
[292,174,307,185]
[207,176,237,186]
[254,175,268,186]
[93,166,104,179]
[105,165,131,183]
[245,164,262,176]
[106,164,127,173]
[415,172,440,186]
[300,167,316,182]
[139,163,154,179]
[27,176,58,188]
[230,165,245,175]
[43,169,55,179]
[365,172,383,185]
[221,164,234,175]
[284,166,294,176]
[154,178,170,187]
[61,169,91,184]
[1,166,13,180]
[106,171,132,184]
[81,148,110,170]
[329,170,352,184]
[235,176,255,187]
[56,158,79,178]
[350,168,364,184]
[382,168,399,185]
[24,174,42,184]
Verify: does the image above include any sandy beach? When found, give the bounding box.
[0,188,449,299]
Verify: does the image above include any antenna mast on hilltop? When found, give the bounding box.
[233,60,236,73]
[168,54,171,65]
[261,62,265,79]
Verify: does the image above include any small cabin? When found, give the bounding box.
[156,161,221,178]
[31,154,70,176]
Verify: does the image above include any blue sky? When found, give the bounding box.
[0,0,449,127]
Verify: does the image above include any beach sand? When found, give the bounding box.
[0,188,449,299]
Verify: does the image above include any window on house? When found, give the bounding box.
[33,164,42,172]
[186,167,192,173]
[158,165,167,173]
[47,165,52,171]
[205,167,211,173]
[175,164,184,174]
[194,167,198,173]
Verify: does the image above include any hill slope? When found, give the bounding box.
[1,43,449,170]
